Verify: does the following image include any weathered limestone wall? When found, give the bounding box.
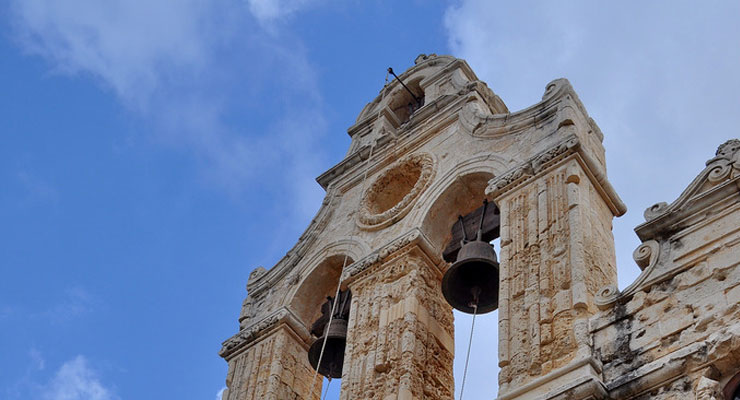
[222,325,321,400]
[592,139,740,399]
[340,244,454,400]
[486,136,621,400]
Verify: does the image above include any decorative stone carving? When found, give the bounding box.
[594,285,620,311]
[247,266,266,286]
[643,202,668,221]
[341,229,421,281]
[357,153,435,231]
[632,240,659,271]
[220,308,289,357]
[695,376,721,400]
[531,136,580,173]
[238,295,256,329]
[595,240,660,310]
[414,53,436,64]
[712,138,740,162]
[486,135,581,199]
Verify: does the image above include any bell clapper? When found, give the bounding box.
[469,286,481,309]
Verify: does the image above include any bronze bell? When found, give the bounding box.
[441,200,500,314]
[308,318,348,379]
[307,290,351,379]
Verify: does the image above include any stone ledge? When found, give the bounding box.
[485,134,626,217]
[498,355,603,400]
[219,306,310,360]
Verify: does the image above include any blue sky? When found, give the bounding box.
[1,1,739,399]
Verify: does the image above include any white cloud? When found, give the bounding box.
[215,387,227,400]
[9,0,331,236]
[10,0,218,108]
[247,0,317,24]
[42,356,117,400]
[45,287,96,323]
[29,348,46,371]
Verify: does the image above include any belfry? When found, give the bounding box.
[219,55,740,400]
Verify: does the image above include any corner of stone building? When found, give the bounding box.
[591,138,740,399]
[485,81,625,400]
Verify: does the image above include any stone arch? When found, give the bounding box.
[416,154,507,253]
[286,240,367,329]
[388,76,425,123]
[724,371,740,400]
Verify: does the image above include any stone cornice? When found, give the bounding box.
[467,78,569,138]
[498,355,605,400]
[219,306,310,360]
[320,78,586,192]
[635,139,740,241]
[485,134,627,217]
[340,227,441,286]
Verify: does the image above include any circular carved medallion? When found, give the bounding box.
[357,153,435,231]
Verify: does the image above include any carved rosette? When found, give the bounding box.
[357,153,435,231]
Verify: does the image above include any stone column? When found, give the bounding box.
[219,310,321,400]
[339,235,454,400]
[486,136,624,400]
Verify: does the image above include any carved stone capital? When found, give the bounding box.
[341,228,440,285]
[486,163,535,199]
[486,133,626,215]
[219,307,308,359]
[695,376,721,400]
[486,135,581,200]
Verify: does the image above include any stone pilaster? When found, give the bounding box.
[486,136,623,399]
[220,310,321,400]
[340,242,454,400]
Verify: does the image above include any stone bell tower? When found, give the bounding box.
[218,54,626,399]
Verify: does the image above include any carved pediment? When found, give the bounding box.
[635,139,740,241]
[596,139,740,309]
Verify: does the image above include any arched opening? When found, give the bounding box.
[420,170,502,398]
[421,171,494,252]
[452,236,501,399]
[289,253,354,400]
[389,78,425,124]
[290,254,354,332]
